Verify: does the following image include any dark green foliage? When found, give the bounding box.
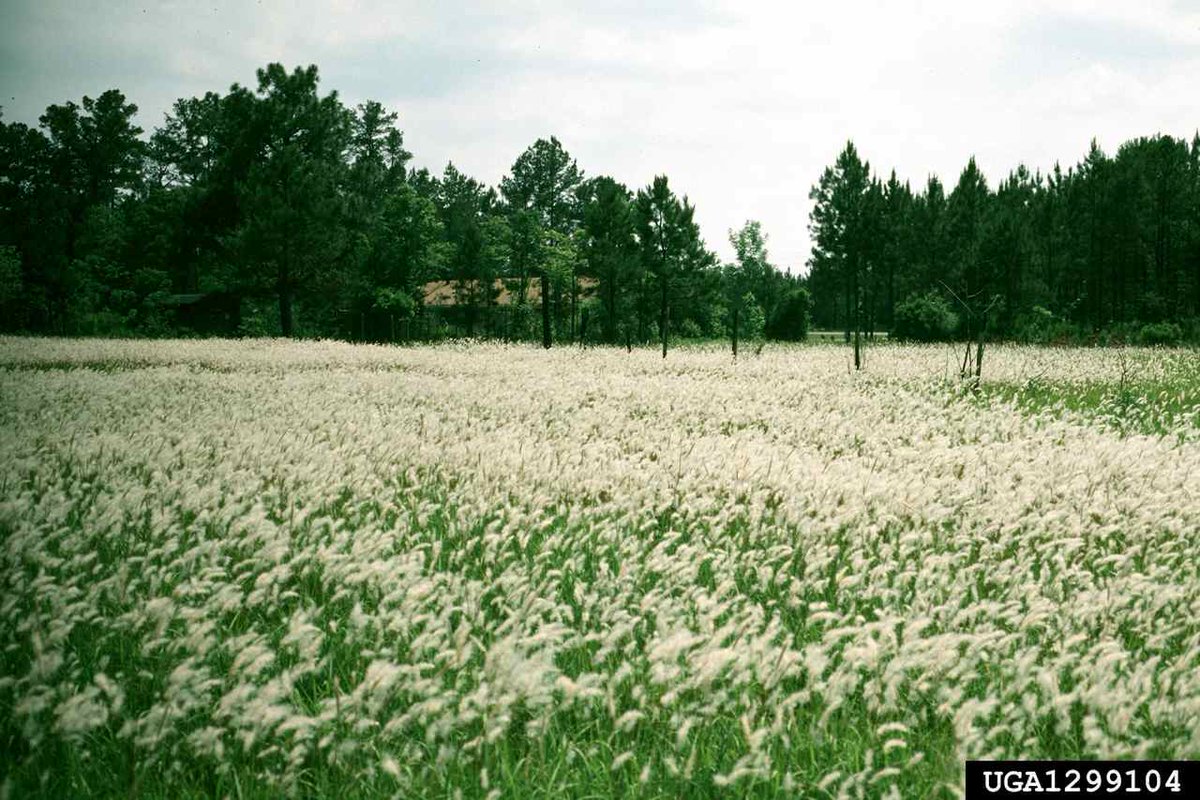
[0,91,146,332]
[766,285,810,341]
[1138,321,1184,346]
[234,65,353,337]
[0,244,27,328]
[892,293,959,342]
[632,179,729,349]
[727,220,804,349]
[579,176,638,344]
[14,65,1198,346]
[2,63,765,347]
[500,137,583,347]
[806,136,1200,343]
[500,136,582,233]
[2,71,810,345]
[1011,306,1070,343]
[808,142,872,336]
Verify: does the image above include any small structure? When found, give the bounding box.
[421,277,598,307]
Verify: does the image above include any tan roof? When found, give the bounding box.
[422,277,598,307]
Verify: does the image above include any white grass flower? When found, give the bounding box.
[2,338,1197,794]
[614,709,644,733]
[611,751,635,772]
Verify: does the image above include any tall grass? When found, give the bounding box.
[2,339,1197,798]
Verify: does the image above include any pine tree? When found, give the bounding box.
[500,137,584,347]
[808,141,872,367]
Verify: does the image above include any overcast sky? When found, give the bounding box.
[3,0,1199,271]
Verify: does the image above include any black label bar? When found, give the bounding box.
[966,761,1197,799]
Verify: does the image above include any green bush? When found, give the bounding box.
[767,286,810,341]
[698,301,726,339]
[892,292,958,342]
[677,318,703,339]
[373,287,417,319]
[237,298,282,337]
[504,302,536,341]
[576,298,604,343]
[737,294,767,341]
[1011,306,1059,343]
[0,245,28,332]
[1180,317,1200,343]
[1138,321,1184,346]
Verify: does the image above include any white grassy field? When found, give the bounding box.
[1,337,1198,798]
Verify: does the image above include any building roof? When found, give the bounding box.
[422,277,598,307]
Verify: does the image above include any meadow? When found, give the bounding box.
[1,337,1198,798]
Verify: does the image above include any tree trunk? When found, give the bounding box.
[570,267,578,342]
[279,263,294,338]
[540,273,551,349]
[660,275,669,359]
[852,268,861,370]
[606,275,617,342]
[974,307,987,386]
[844,265,853,342]
[732,303,739,358]
[554,281,561,340]
[887,259,894,331]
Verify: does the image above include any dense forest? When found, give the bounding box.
[0,63,806,350]
[1,62,1197,347]
[809,139,1200,346]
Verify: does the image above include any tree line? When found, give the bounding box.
[809,138,1200,349]
[4,61,1197,351]
[0,63,809,351]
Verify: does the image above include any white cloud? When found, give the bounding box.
[2,0,1198,271]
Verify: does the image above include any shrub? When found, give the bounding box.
[734,294,767,341]
[1180,317,1200,343]
[373,287,417,319]
[892,292,958,342]
[677,318,703,340]
[1138,321,1184,346]
[504,302,537,341]
[577,298,604,343]
[0,246,30,332]
[1011,306,1058,343]
[237,298,281,337]
[767,287,810,341]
